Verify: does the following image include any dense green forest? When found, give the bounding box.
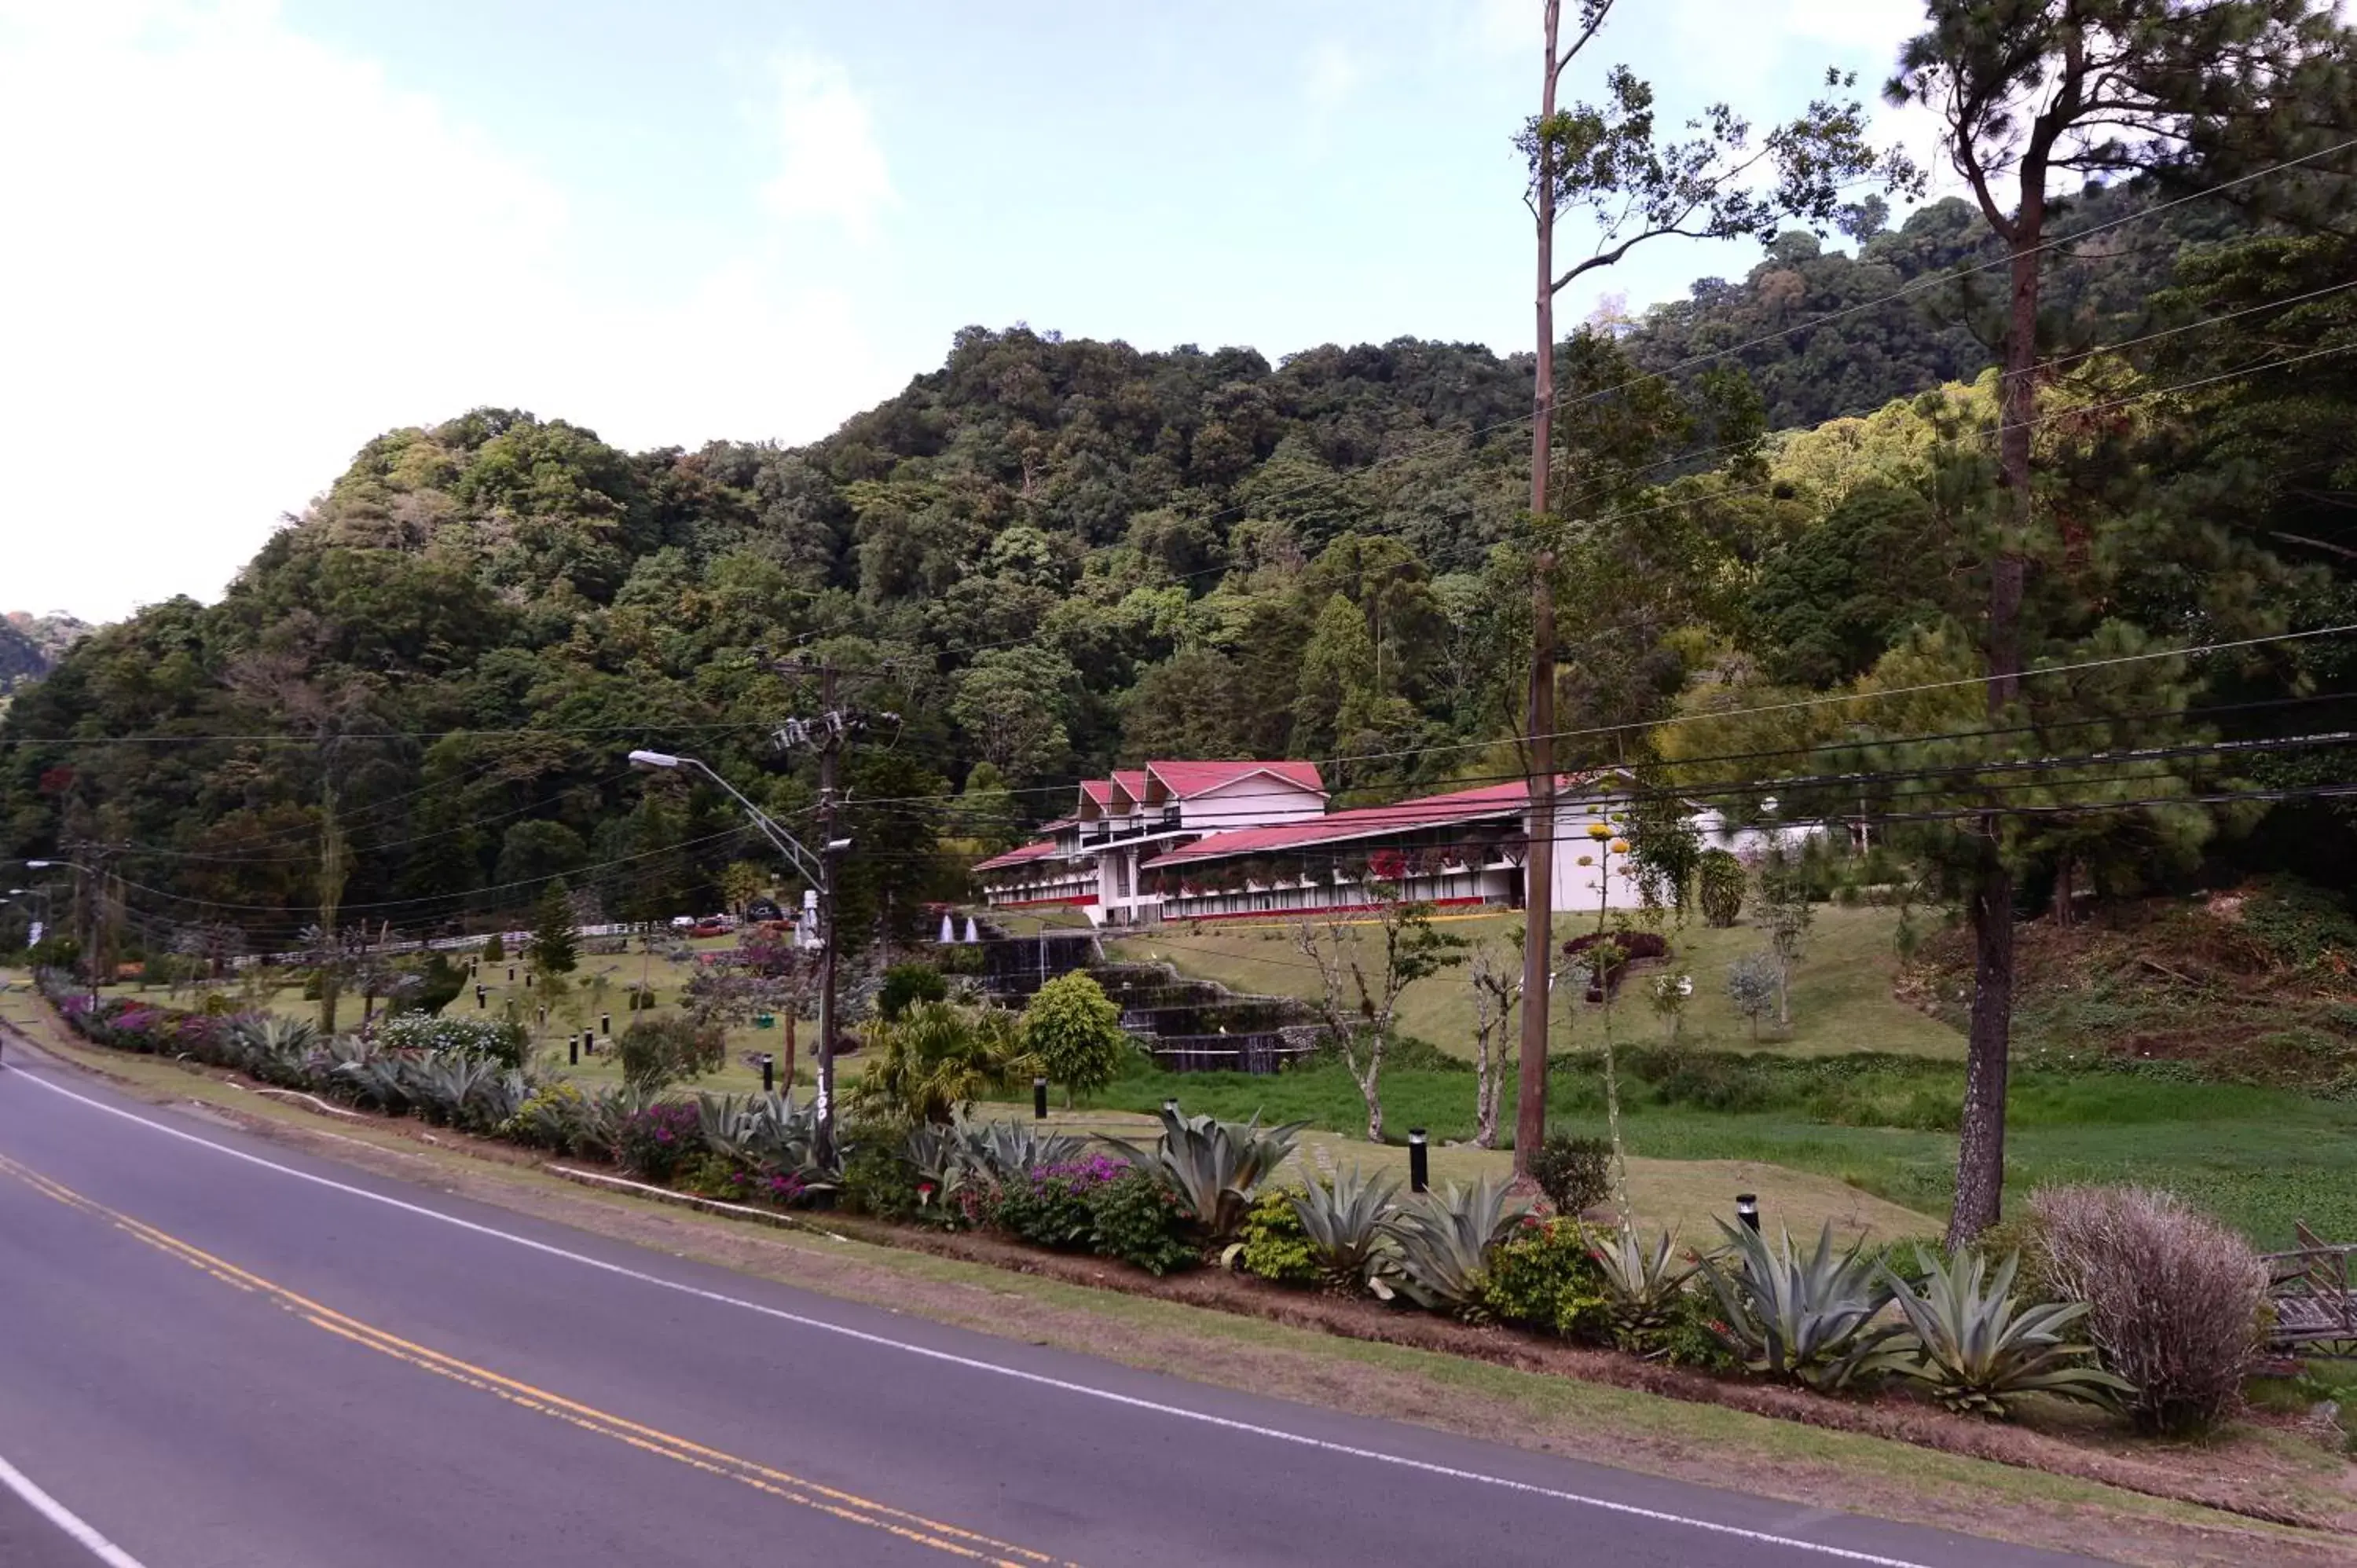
[2,188,2352,957]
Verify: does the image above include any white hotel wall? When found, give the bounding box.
[1175,775,1327,833]
[1548,800,1828,918]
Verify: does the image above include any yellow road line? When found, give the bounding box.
[0,1151,1080,1568]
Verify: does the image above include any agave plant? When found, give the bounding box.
[1884,1247,2133,1419]
[567,1085,643,1163]
[1592,1225,1696,1350]
[1105,1106,1303,1240]
[953,1119,1088,1182]
[1383,1175,1525,1317]
[230,1014,320,1088]
[1699,1220,1909,1391]
[334,1050,420,1116]
[1289,1165,1400,1295]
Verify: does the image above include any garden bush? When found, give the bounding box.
[618,1015,724,1091]
[372,1012,529,1068]
[1087,1167,1198,1276]
[841,1142,924,1222]
[615,1101,702,1185]
[1483,1217,1609,1337]
[991,1154,1130,1250]
[2029,1185,2267,1435]
[1529,1132,1611,1215]
[482,931,505,962]
[1698,849,1745,927]
[877,962,949,1021]
[1234,1189,1318,1284]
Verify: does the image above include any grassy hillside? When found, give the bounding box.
[1110,905,1962,1061]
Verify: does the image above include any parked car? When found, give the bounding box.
[669,915,697,930]
[689,921,728,940]
[744,896,783,924]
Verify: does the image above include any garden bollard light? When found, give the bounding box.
[475,986,486,1009]
[601,1013,610,1036]
[508,967,515,982]
[1033,1075,1048,1120]
[538,1006,547,1027]
[1408,1128,1429,1194]
[569,1035,579,1066]
[1736,1193,1760,1232]
[761,1054,775,1094]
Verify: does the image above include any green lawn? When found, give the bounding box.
[1065,1053,2357,1248]
[1109,905,1963,1061]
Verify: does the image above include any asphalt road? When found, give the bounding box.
[0,1053,2109,1568]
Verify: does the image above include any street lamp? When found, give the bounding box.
[16,859,97,999]
[629,749,852,1155]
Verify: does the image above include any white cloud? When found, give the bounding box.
[759,52,896,242]
[0,5,893,621]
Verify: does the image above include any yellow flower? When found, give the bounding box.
[1585,822,1612,841]
[1608,838,1629,855]
[1576,855,1593,866]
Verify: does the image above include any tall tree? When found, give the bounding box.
[1512,0,1917,1174]
[1888,0,2350,1243]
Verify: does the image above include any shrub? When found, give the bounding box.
[2029,1185,2267,1436]
[840,1142,923,1222]
[482,931,505,962]
[1021,971,1131,1106]
[626,985,659,1011]
[374,1012,530,1068]
[399,955,467,1017]
[501,1082,593,1152]
[1529,1133,1611,1216]
[1483,1217,1609,1337]
[1234,1189,1319,1285]
[618,1015,724,1091]
[1089,1167,1199,1275]
[992,1155,1129,1250]
[616,1101,702,1184]
[1698,849,1745,927]
[877,962,949,1021]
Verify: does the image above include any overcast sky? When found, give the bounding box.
[1,1,1945,621]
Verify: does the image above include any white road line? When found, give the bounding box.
[0,1453,148,1568]
[13,1068,1945,1568]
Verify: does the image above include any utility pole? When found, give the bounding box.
[771,657,896,1164]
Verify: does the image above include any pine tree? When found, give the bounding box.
[1889,0,2350,1244]
[529,882,579,980]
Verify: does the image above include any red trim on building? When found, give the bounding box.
[1164,895,1494,923]
[998,894,1099,909]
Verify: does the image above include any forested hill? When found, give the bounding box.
[4,188,2350,946]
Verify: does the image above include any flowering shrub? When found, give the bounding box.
[373,1013,528,1067]
[616,1101,702,1185]
[1483,1217,1610,1337]
[991,1155,1129,1250]
[1087,1167,1197,1276]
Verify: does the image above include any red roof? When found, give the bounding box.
[1109,768,1148,804]
[1078,780,1112,805]
[1146,760,1326,801]
[973,839,1062,873]
[1142,777,1582,868]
